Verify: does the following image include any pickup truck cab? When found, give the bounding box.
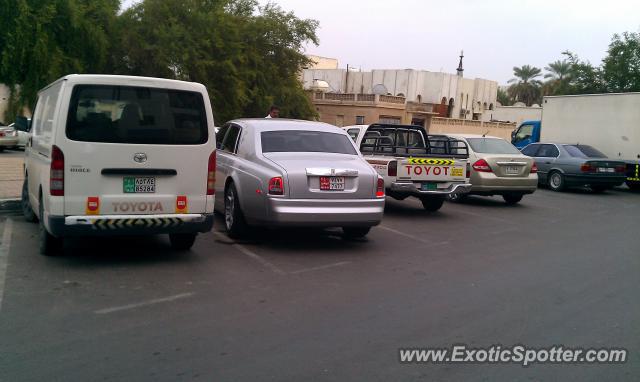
[344,124,471,211]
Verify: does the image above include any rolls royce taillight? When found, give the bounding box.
[268,177,284,195]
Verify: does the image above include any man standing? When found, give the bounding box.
[265,105,280,118]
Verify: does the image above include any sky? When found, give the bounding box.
[122,0,640,84]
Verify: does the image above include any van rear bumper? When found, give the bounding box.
[48,213,214,237]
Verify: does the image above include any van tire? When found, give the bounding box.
[420,196,445,212]
[224,183,248,239]
[169,233,197,250]
[342,226,371,239]
[22,178,38,222]
[38,196,62,256]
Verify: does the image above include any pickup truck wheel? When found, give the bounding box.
[224,183,248,239]
[420,196,445,212]
[169,233,197,250]
[446,193,467,203]
[342,226,371,239]
[502,193,524,205]
[22,178,38,222]
[548,171,565,192]
[38,196,62,256]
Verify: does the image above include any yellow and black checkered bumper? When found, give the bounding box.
[48,214,214,237]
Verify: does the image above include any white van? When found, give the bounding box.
[21,75,216,255]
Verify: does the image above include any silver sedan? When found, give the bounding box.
[214,119,385,238]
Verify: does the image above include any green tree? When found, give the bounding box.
[496,87,511,106]
[562,51,605,94]
[507,65,542,106]
[0,0,119,121]
[543,60,572,95]
[602,32,640,92]
[111,0,318,123]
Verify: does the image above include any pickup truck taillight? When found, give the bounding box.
[376,177,385,198]
[580,163,596,173]
[207,151,216,195]
[268,177,284,195]
[530,162,538,173]
[388,160,397,177]
[50,145,64,196]
[466,163,471,178]
[472,159,492,173]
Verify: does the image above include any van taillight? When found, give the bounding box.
[472,159,492,173]
[530,162,538,173]
[388,160,397,177]
[268,177,284,195]
[50,145,64,196]
[376,177,385,198]
[207,151,216,195]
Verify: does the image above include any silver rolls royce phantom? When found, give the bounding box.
[214,119,385,238]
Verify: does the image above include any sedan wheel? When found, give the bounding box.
[224,183,248,238]
[548,171,565,192]
[502,193,523,205]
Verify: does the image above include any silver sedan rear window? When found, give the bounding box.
[261,130,357,155]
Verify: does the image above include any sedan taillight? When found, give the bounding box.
[530,162,538,173]
[376,177,385,198]
[472,159,492,173]
[268,177,284,195]
[615,165,625,173]
[580,163,596,173]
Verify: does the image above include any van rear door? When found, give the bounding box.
[61,84,213,216]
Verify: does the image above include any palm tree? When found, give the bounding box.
[544,60,572,95]
[507,65,543,106]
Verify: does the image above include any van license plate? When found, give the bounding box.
[124,177,156,193]
[320,176,345,191]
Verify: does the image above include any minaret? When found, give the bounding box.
[456,50,464,77]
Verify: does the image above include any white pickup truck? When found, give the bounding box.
[344,124,471,211]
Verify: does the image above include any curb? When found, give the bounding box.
[0,199,21,214]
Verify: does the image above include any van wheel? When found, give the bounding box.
[420,196,445,212]
[548,171,565,192]
[502,193,524,205]
[38,197,62,256]
[224,183,248,239]
[169,233,197,250]
[22,178,37,222]
[342,226,371,239]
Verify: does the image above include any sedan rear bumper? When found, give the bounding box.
[564,174,626,187]
[470,173,538,195]
[263,198,385,227]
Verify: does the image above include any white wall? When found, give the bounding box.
[483,105,542,126]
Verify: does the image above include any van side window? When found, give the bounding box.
[41,82,62,136]
[221,124,241,153]
[31,98,45,136]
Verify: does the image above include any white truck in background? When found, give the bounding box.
[344,124,471,211]
[512,93,640,190]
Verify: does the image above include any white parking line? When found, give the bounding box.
[0,218,13,312]
[289,261,351,275]
[214,232,286,275]
[94,292,194,314]
[378,225,450,246]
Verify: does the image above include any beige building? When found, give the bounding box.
[302,67,498,122]
[306,55,339,70]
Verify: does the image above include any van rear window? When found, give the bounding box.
[66,85,208,145]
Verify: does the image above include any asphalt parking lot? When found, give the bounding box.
[0,188,638,381]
